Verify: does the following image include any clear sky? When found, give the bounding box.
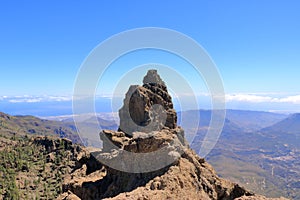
[0,1,300,112]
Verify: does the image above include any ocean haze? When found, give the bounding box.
[1,93,300,117]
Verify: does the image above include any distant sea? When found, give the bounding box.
[0,98,115,117]
[0,96,193,117]
[1,95,298,117]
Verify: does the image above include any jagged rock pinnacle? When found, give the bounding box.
[142,69,166,86]
[118,69,177,136]
[98,70,186,172]
[59,70,272,200]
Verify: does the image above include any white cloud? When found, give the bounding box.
[7,95,72,103]
[226,94,274,103]
[226,94,300,104]
[277,95,300,104]
[47,96,72,102]
[0,96,8,100]
[9,98,42,103]
[4,93,300,105]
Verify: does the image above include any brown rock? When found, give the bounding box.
[118,70,177,136]
[57,191,82,200]
[142,69,166,86]
[60,70,288,200]
[235,195,288,200]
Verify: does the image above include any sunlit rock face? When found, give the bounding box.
[118,69,177,136]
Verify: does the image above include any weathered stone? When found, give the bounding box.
[142,69,166,86]
[118,70,177,136]
[59,70,286,200]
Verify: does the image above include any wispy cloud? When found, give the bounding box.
[277,95,300,104]
[46,96,72,102]
[226,94,274,103]
[0,96,8,100]
[2,93,300,105]
[4,95,72,103]
[226,94,300,104]
[9,98,43,103]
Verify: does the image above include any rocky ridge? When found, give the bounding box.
[58,70,288,200]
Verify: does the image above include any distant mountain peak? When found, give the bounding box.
[261,112,300,137]
[289,113,300,120]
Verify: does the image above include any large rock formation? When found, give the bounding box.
[59,70,288,200]
[118,69,177,136]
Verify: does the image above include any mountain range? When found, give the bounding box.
[43,109,299,199]
[1,108,298,199]
[1,111,298,199]
[186,110,299,199]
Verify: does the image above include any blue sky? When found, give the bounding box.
[0,1,300,113]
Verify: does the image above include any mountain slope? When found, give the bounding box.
[178,109,286,133]
[261,113,300,140]
[0,135,92,199]
[0,112,81,143]
[225,110,287,132]
[0,112,118,147]
[204,113,300,199]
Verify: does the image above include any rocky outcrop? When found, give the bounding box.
[33,136,74,153]
[59,70,288,200]
[118,69,177,136]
